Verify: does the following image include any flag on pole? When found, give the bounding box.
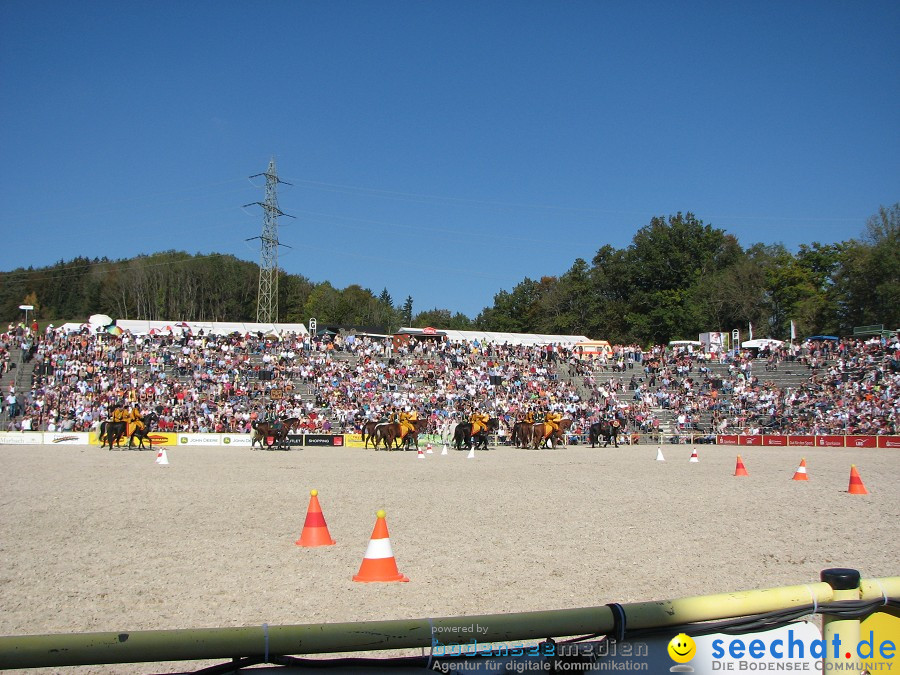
[790,320,796,340]
[748,322,753,341]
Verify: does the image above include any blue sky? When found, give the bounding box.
[1,1,897,319]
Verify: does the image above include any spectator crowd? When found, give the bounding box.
[2,321,898,441]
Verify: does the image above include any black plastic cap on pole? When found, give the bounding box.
[820,568,861,591]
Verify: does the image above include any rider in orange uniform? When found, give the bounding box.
[470,411,490,435]
[545,409,562,437]
[129,405,146,433]
[399,409,414,439]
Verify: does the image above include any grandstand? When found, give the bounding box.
[1,321,896,441]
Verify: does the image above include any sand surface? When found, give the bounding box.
[1,442,897,673]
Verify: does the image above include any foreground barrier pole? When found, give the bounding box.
[1,576,897,670]
[821,568,861,672]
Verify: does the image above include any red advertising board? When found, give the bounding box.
[717,434,898,448]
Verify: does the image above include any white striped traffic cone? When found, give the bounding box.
[352,510,409,583]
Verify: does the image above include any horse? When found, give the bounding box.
[374,419,427,451]
[361,420,389,449]
[529,417,574,449]
[127,413,159,450]
[453,417,500,451]
[589,419,621,448]
[99,420,128,450]
[511,421,536,448]
[250,418,300,450]
[439,419,459,448]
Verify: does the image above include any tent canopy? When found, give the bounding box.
[742,338,784,349]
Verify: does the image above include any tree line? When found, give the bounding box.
[1,204,896,344]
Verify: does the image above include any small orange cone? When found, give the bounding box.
[353,510,409,582]
[734,455,749,477]
[792,458,809,481]
[295,490,336,547]
[847,465,868,495]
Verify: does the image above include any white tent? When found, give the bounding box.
[63,319,308,337]
[741,338,784,349]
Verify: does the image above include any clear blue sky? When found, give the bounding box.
[1,1,897,319]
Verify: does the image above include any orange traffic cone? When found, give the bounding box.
[847,465,868,495]
[734,455,749,477]
[295,490,336,547]
[792,458,809,481]
[353,510,409,582]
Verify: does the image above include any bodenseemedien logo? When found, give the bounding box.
[668,633,696,672]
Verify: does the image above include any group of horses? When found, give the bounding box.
[360,419,430,451]
[98,411,623,452]
[250,418,303,450]
[98,413,159,450]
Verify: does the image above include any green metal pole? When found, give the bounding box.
[0,575,896,670]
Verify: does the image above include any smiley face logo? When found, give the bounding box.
[668,633,696,663]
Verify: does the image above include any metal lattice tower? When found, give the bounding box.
[245,158,293,323]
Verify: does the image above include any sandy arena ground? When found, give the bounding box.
[0,442,898,673]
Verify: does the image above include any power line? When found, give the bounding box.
[244,158,294,323]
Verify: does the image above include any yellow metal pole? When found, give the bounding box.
[0,574,896,670]
[821,568,861,672]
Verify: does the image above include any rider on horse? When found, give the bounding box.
[128,404,145,434]
[523,408,535,425]
[545,409,562,437]
[265,405,283,433]
[111,402,127,424]
[470,410,490,436]
[399,408,418,439]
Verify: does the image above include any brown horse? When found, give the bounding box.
[361,420,388,449]
[529,417,574,449]
[251,417,301,450]
[373,419,427,451]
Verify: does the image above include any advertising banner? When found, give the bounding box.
[0,432,44,445]
[845,435,877,448]
[716,434,739,445]
[816,435,845,447]
[877,435,900,449]
[221,434,253,447]
[761,435,788,446]
[302,434,343,447]
[44,433,91,445]
[344,433,366,448]
[284,434,305,447]
[737,435,763,446]
[176,434,221,446]
[787,435,816,446]
[90,431,176,447]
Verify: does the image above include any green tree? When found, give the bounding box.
[401,296,413,325]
